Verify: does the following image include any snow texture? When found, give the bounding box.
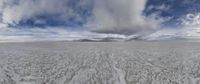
[0,41,200,84]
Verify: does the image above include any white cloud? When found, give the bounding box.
[181,13,200,26]
[0,0,168,41]
[144,13,200,40]
[0,26,130,42]
[0,0,163,34]
[146,4,170,13]
[0,0,87,25]
[86,0,162,35]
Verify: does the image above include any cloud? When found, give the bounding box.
[144,13,200,40]
[86,0,163,35]
[0,0,168,41]
[0,0,91,25]
[181,13,200,26]
[0,26,130,42]
[0,0,164,32]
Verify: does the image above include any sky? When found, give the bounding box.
[0,0,200,42]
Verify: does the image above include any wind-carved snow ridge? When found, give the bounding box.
[0,41,200,84]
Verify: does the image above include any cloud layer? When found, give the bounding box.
[87,0,162,35]
[1,0,200,41]
[0,0,92,26]
[0,0,161,33]
[0,0,165,42]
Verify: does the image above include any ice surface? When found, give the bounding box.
[0,41,200,84]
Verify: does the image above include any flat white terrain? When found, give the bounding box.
[0,41,200,84]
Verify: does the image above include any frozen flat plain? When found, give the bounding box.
[0,41,200,84]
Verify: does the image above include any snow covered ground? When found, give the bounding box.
[0,41,200,84]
